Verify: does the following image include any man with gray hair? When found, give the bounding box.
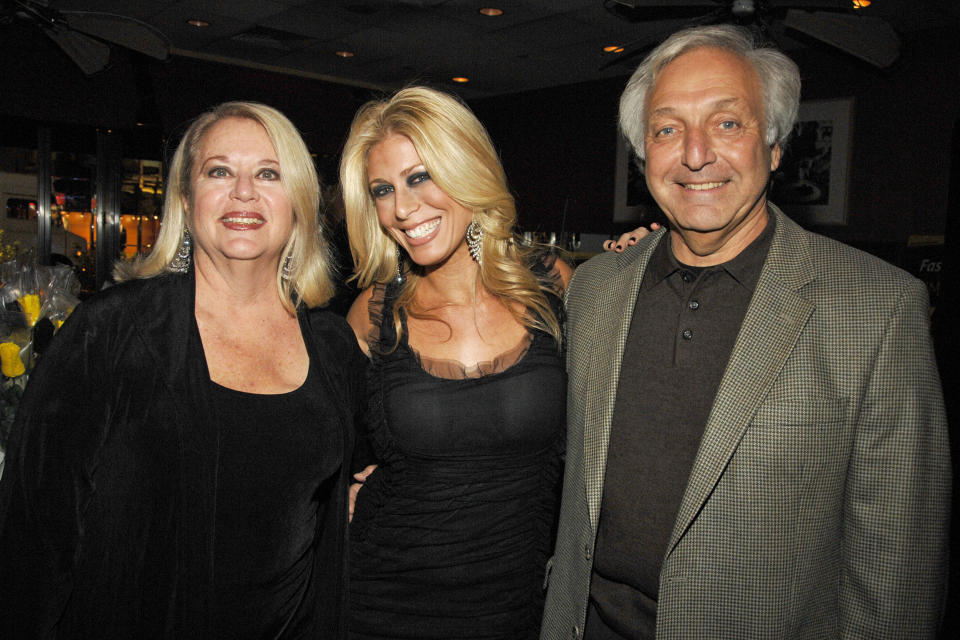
[541,24,950,639]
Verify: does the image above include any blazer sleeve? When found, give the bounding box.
[840,277,950,637]
[0,299,112,637]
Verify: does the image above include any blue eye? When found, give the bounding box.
[407,171,430,186]
[655,126,675,137]
[258,168,280,180]
[208,167,229,177]
[719,120,739,130]
[370,184,394,199]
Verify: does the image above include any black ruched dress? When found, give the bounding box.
[349,275,566,640]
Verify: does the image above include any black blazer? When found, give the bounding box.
[0,271,366,639]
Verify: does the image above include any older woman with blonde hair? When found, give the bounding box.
[341,86,571,639]
[0,101,366,638]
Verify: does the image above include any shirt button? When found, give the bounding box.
[572,625,581,639]
[682,329,693,340]
[681,271,693,283]
[584,544,592,560]
[688,300,700,310]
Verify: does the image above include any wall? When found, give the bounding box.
[795,27,959,245]
[471,78,626,236]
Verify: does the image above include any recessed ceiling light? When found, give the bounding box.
[603,45,624,53]
[452,77,469,83]
[186,19,210,28]
[335,50,355,58]
[479,8,503,17]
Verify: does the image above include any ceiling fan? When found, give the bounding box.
[603,0,901,69]
[1,0,170,75]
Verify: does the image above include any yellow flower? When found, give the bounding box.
[19,294,41,327]
[0,342,25,377]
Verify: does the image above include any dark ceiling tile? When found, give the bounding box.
[172,0,290,23]
[263,5,365,39]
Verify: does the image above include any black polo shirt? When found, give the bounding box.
[586,215,775,640]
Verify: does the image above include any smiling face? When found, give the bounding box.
[643,47,782,266]
[366,133,474,269]
[186,116,294,269]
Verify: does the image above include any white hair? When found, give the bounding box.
[619,24,801,161]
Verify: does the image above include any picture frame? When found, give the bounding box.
[770,98,853,226]
[612,134,656,224]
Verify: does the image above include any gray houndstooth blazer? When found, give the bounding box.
[541,206,950,639]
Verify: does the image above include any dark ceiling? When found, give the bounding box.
[14,1,958,99]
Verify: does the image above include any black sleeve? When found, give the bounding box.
[0,298,112,638]
[302,309,373,474]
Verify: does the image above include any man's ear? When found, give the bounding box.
[770,143,783,172]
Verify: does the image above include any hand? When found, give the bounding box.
[349,464,378,522]
[603,223,661,253]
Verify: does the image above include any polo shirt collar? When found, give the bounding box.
[646,210,776,291]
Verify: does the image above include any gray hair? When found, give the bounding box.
[619,24,801,161]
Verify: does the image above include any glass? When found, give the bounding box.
[119,158,163,259]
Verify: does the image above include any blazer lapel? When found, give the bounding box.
[584,230,666,529]
[665,209,816,556]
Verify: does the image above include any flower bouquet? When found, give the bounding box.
[1,257,80,472]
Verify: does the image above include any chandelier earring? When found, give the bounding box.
[281,253,295,282]
[395,245,406,284]
[169,228,192,273]
[466,219,483,266]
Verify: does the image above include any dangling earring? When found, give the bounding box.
[169,229,192,273]
[281,253,294,282]
[395,245,406,284]
[466,219,483,266]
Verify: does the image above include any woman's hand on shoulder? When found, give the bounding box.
[346,287,375,358]
[603,223,661,253]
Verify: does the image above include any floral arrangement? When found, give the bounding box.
[0,228,18,263]
[1,258,80,468]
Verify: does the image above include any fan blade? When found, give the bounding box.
[771,0,851,9]
[60,11,170,61]
[784,9,900,68]
[44,22,111,74]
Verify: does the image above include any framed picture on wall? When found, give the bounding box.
[770,98,853,226]
[613,134,659,224]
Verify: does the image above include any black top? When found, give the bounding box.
[350,266,566,640]
[210,367,343,638]
[587,219,774,640]
[0,272,366,639]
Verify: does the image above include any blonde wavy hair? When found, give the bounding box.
[339,86,561,346]
[114,101,335,315]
